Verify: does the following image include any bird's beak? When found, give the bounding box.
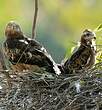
[92,32,96,40]
[93,36,96,40]
[85,36,96,40]
[91,36,96,40]
[90,35,96,40]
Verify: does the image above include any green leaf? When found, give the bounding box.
[94,24,102,32]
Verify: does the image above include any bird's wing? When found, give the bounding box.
[24,37,61,75]
[24,36,47,53]
[68,46,86,63]
[64,45,88,71]
[4,36,61,75]
[84,49,96,68]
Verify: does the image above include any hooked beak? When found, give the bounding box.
[93,36,96,40]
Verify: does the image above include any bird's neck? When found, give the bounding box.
[80,38,92,47]
[6,34,24,40]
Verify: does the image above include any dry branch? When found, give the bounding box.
[0,46,11,87]
[1,63,102,110]
[32,0,38,39]
[0,47,7,70]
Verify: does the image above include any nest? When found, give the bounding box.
[0,63,102,110]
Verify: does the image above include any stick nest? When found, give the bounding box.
[0,63,102,110]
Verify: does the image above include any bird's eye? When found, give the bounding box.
[86,33,90,36]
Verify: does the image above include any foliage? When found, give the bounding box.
[96,49,102,64]
[94,24,102,32]
[0,0,102,62]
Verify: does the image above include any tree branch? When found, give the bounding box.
[32,0,38,39]
[0,47,7,70]
[0,46,11,88]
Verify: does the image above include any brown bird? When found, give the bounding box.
[63,29,96,74]
[3,21,61,75]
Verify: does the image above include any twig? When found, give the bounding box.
[0,45,12,88]
[32,0,38,39]
[0,47,7,70]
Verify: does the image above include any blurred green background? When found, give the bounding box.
[0,0,102,63]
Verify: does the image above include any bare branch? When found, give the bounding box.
[0,46,12,88]
[0,47,7,70]
[32,0,38,39]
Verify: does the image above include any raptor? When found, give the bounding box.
[63,29,96,74]
[3,21,61,75]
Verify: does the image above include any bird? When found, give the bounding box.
[3,21,61,75]
[62,29,96,74]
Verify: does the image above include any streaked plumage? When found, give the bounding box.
[63,29,96,74]
[3,21,61,75]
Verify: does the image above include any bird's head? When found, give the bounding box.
[81,29,96,45]
[5,21,23,38]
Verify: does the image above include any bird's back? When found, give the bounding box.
[4,37,61,75]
